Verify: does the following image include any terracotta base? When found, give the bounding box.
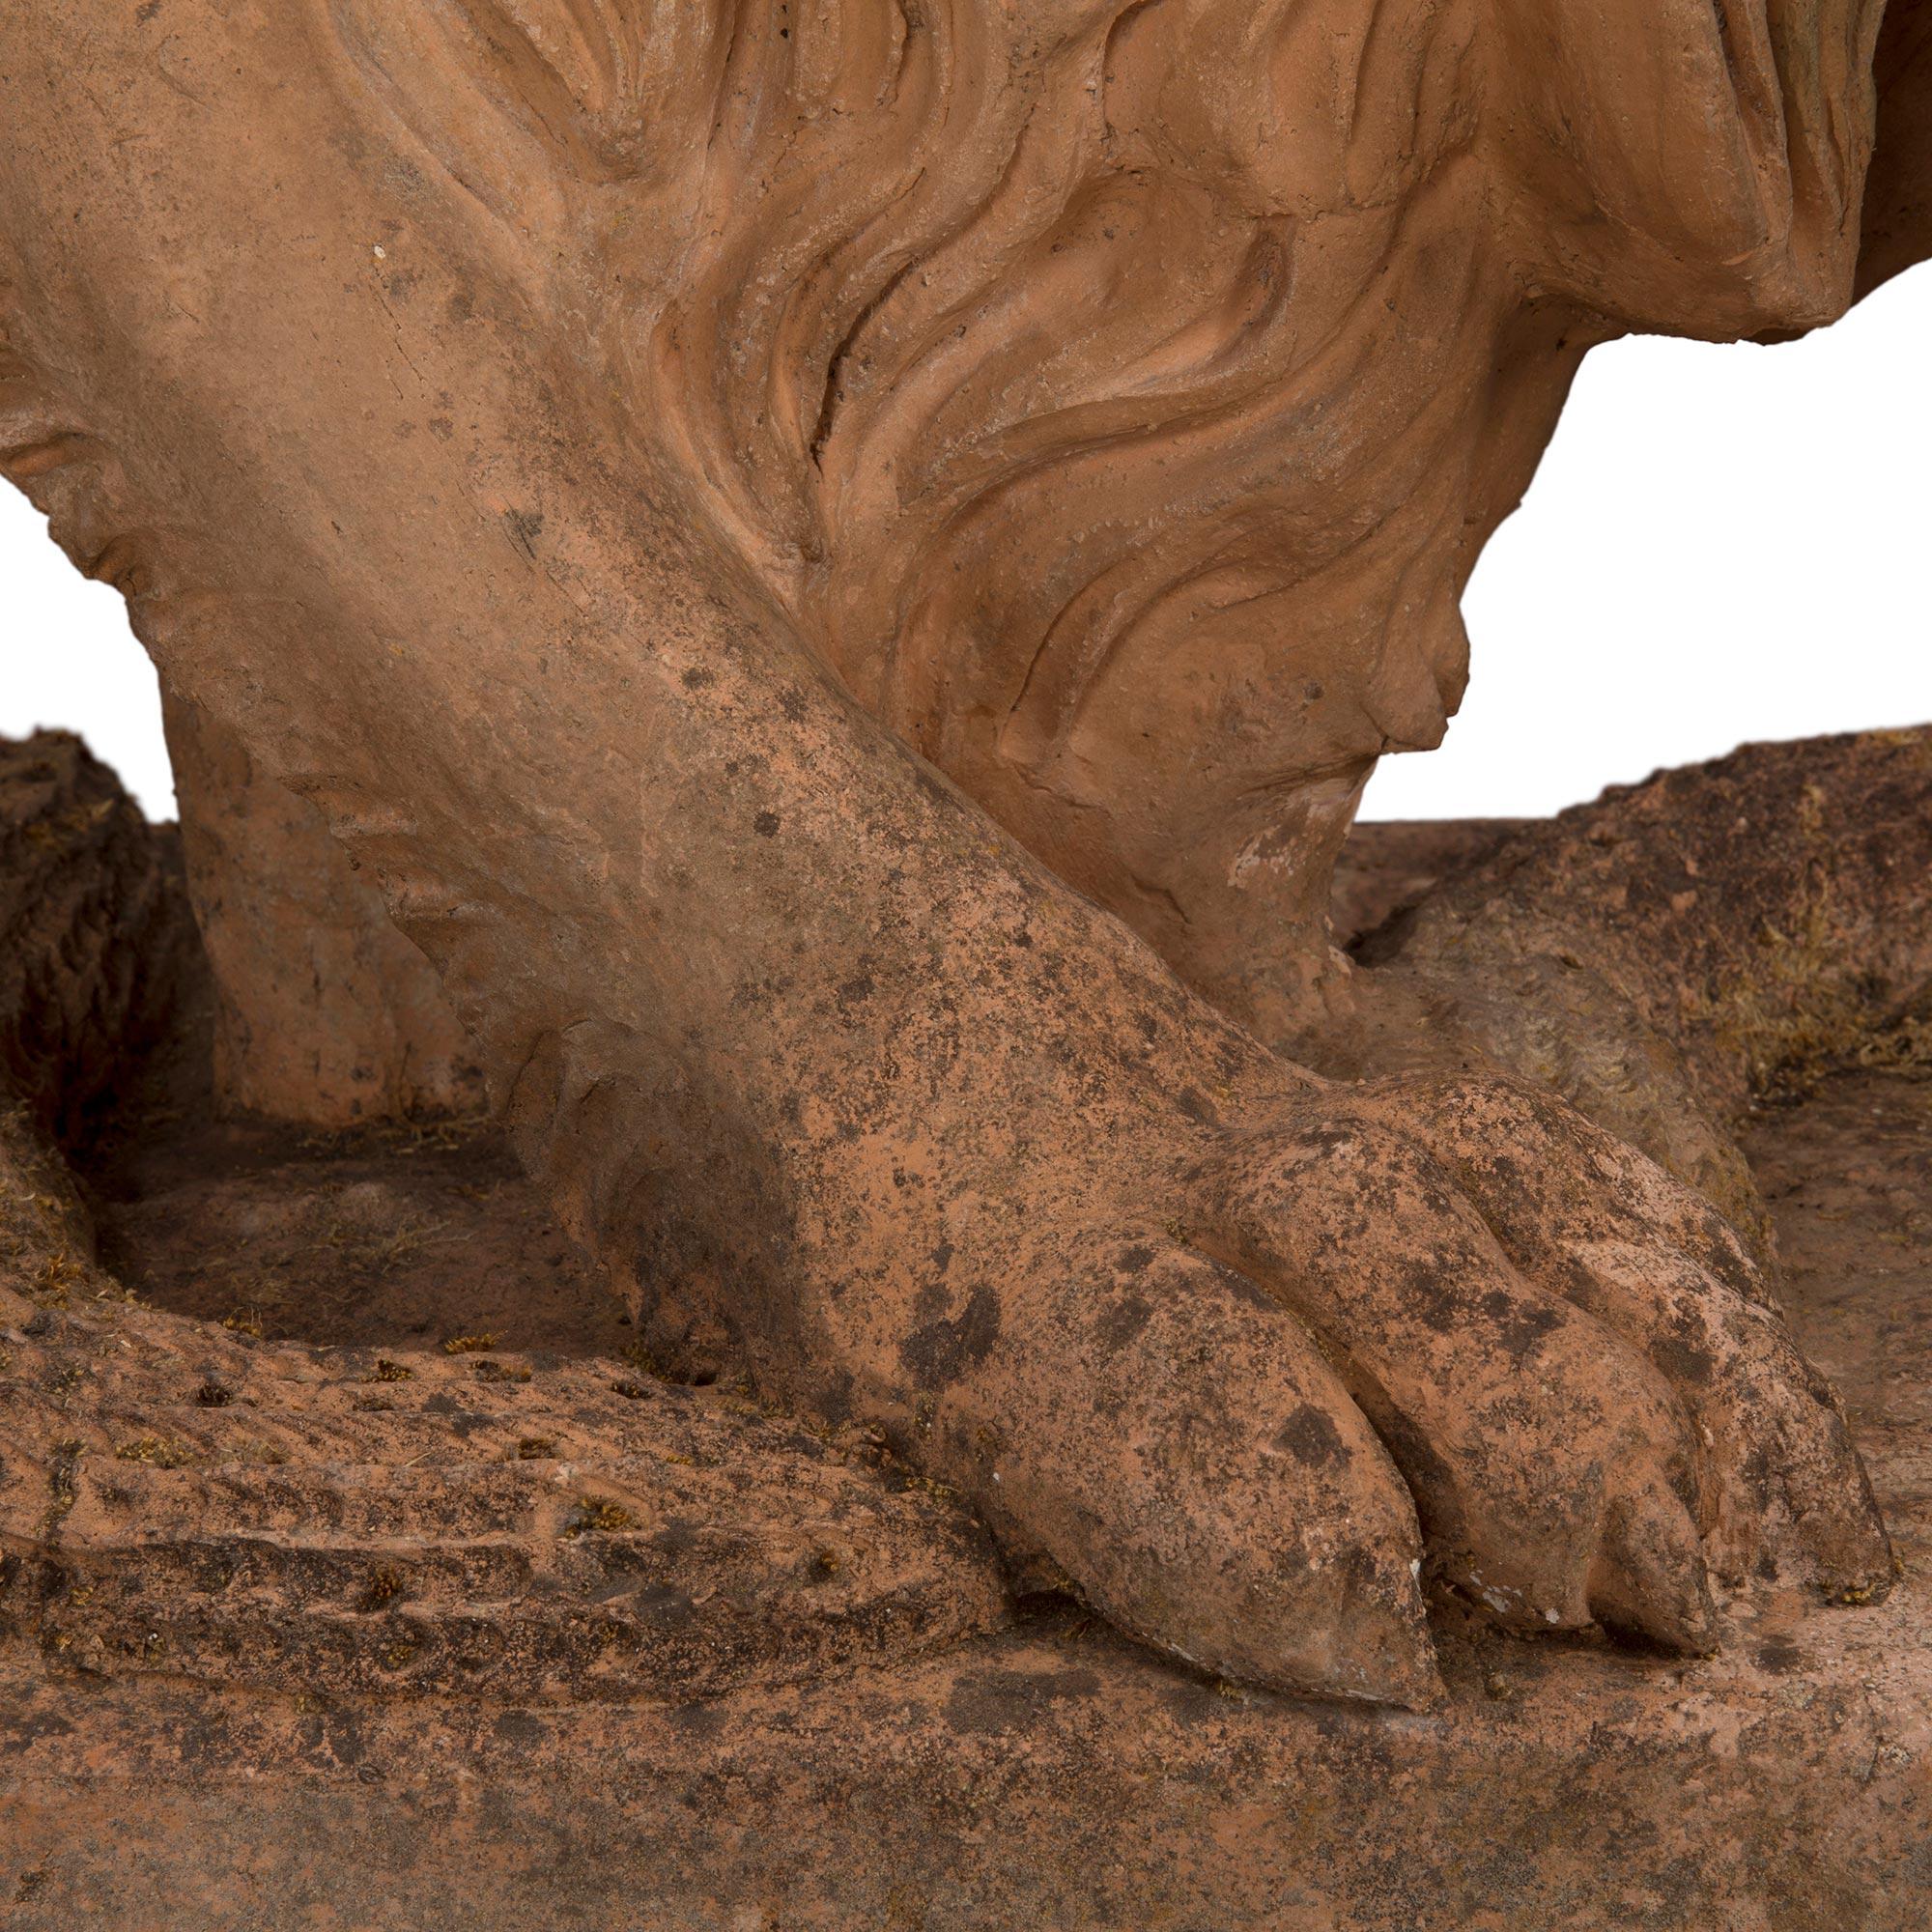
[3,825,1927,1929]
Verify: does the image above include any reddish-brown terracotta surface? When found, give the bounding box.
[1289,728,1932,1268]
[0,757,1926,1925]
[0,739,1013,1712]
[163,696,482,1127]
[1860,0,1932,295]
[1,0,1928,1711]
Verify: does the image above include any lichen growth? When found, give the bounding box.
[114,1436,200,1468]
[359,1565,406,1612]
[564,1496,637,1537]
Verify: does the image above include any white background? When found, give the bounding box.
[3,266,1929,825]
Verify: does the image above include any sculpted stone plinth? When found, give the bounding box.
[3,0,1929,1728]
[4,731,1930,1930]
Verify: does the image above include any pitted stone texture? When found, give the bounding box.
[0,1276,1009,1706]
[1,1066,1927,1929]
[0,0,1921,1711]
[0,730,192,1143]
[1336,729,1932,1261]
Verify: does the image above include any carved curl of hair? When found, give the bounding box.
[331,0,1877,823]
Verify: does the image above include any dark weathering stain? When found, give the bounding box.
[1094,1292,1152,1354]
[1651,1330,1718,1387]
[504,507,545,559]
[944,1665,1100,1736]
[900,1286,1001,1389]
[632,1582,698,1629]
[1477,1286,1564,1361]
[1274,1402,1349,1468]
[651,1517,699,1559]
[753,810,781,837]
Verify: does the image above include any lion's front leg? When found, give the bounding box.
[0,0,1894,1706]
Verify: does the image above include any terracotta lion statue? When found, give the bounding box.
[3,0,1928,1704]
